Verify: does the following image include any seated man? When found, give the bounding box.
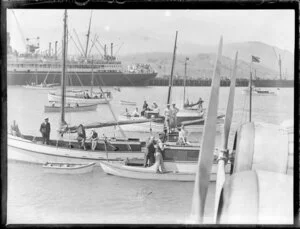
[10,120,22,137]
[88,129,98,151]
[177,125,189,146]
[131,108,140,117]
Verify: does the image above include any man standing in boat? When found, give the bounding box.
[40,117,51,145]
[155,132,166,173]
[164,104,171,133]
[170,103,179,131]
[141,100,149,116]
[143,136,156,167]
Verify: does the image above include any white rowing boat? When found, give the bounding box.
[99,160,231,181]
[48,92,111,104]
[43,162,96,174]
[120,100,137,106]
[44,103,97,112]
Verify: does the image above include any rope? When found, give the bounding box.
[72,70,84,87]
[97,75,132,151]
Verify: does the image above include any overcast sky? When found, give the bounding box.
[7,9,295,54]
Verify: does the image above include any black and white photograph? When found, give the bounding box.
[5,6,295,225]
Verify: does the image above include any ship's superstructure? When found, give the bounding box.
[7,32,157,86]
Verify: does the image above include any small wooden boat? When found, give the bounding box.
[99,160,231,181]
[43,162,96,174]
[48,92,111,104]
[120,100,137,106]
[44,103,97,113]
[23,83,59,90]
[242,87,277,96]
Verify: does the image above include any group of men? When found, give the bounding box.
[39,118,99,150]
[143,132,167,173]
[163,103,179,133]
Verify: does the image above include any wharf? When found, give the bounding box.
[148,78,294,88]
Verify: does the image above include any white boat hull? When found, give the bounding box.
[242,88,277,96]
[8,135,144,165]
[99,160,231,181]
[23,85,57,90]
[48,92,110,104]
[43,162,96,174]
[118,119,223,133]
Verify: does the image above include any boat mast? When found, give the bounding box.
[249,63,252,122]
[91,57,94,97]
[183,57,188,106]
[85,11,93,59]
[279,54,282,80]
[167,31,178,105]
[60,9,68,126]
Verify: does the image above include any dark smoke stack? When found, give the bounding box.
[111,43,113,57]
[55,41,58,58]
[49,42,52,56]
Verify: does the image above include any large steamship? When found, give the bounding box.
[7,33,158,87]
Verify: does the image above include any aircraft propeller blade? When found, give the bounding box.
[214,51,238,223]
[190,36,223,223]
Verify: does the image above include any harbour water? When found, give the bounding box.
[7,86,293,224]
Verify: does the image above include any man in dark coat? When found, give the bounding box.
[40,118,51,144]
[144,136,156,167]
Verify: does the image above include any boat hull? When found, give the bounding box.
[23,85,58,90]
[118,116,223,133]
[8,135,144,165]
[48,92,109,104]
[99,161,231,181]
[44,104,98,112]
[43,162,96,174]
[8,71,157,86]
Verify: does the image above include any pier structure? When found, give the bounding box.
[148,78,294,87]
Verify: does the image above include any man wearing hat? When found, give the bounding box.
[155,132,166,173]
[40,117,51,145]
[170,103,179,131]
[164,104,171,133]
[88,129,98,151]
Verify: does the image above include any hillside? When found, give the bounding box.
[119,50,287,80]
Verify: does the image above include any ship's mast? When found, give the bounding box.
[279,54,282,80]
[91,58,94,97]
[85,11,93,59]
[60,9,68,127]
[249,62,252,122]
[183,57,188,107]
[167,31,178,105]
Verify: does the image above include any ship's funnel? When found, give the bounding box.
[104,44,107,58]
[55,41,58,58]
[111,43,113,58]
[49,42,52,56]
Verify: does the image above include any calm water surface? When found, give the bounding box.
[7,86,293,224]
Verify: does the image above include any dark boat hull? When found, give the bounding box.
[7,71,157,86]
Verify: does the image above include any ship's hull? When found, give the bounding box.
[7,71,157,86]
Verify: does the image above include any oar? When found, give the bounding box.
[190,36,223,223]
[213,51,238,223]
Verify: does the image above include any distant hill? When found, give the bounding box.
[114,39,293,80]
[119,46,292,80]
